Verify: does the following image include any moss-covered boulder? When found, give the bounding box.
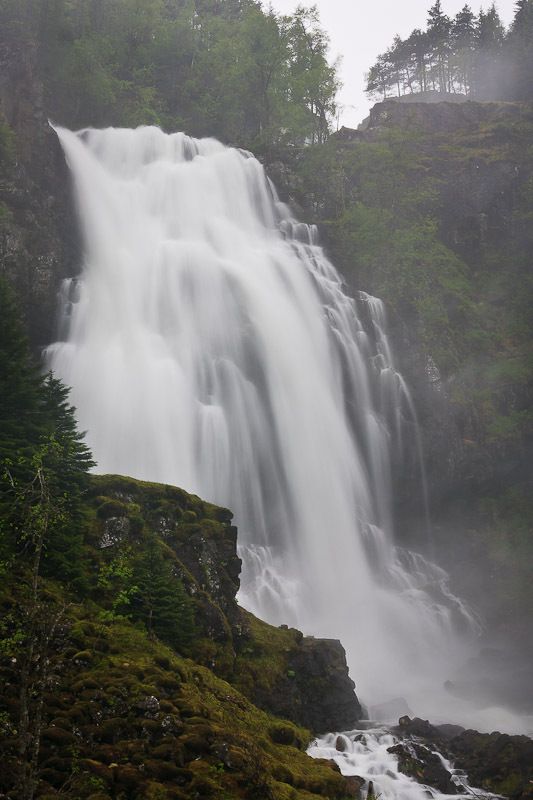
[233,613,361,733]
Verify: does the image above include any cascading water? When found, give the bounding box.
[47,124,478,721]
[308,728,502,800]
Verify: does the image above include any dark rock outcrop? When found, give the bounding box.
[387,741,456,794]
[0,26,79,349]
[287,637,361,733]
[363,98,526,136]
[233,610,361,734]
[393,716,533,800]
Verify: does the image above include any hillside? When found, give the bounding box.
[0,468,362,799]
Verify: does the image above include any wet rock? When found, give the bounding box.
[336,734,348,752]
[136,696,160,718]
[345,775,366,797]
[396,716,441,740]
[0,32,80,349]
[388,741,456,794]
[436,723,465,740]
[99,516,130,548]
[287,637,362,733]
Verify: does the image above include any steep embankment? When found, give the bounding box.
[274,99,533,670]
[0,474,361,799]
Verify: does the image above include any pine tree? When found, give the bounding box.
[427,0,452,92]
[507,0,533,99]
[407,28,431,92]
[0,278,94,587]
[452,5,476,93]
[133,534,194,651]
[472,4,506,98]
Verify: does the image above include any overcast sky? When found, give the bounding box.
[268,0,517,127]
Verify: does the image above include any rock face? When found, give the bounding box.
[89,474,362,734]
[288,638,361,733]
[0,26,79,349]
[387,741,455,794]
[237,627,362,734]
[363,98,525,136]
[393,717,533,800]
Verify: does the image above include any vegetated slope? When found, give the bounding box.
[279,99,533,663]
[0,472,362,800]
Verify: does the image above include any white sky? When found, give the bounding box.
[268,0,517,127]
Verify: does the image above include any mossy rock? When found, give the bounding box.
[41,727,77,746]
[269,723,302,747]
[97,498,130,519]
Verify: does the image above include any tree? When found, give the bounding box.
[427,0,452,91]
[281,6,339,144]
[366,52,395,101]
[472,4,506,98]
[0,279,94,586]
[133,534,194,651]
[452,4,476,93]
[406,28,431,92]
[1,456,70,800]
[0,279,95,797]
[506,0,533,99]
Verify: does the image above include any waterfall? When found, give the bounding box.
[47,125,478,717]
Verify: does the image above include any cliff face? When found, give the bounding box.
[0,29,79,349]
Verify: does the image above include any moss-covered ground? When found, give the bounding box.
[0,475,359,800]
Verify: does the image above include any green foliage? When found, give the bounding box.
[365,0,533,102]
[0,464,358,799]
[132,533,195,651]
[0,278,94,587]
[0,0,339,149]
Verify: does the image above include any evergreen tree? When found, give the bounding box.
[427,1,452,91]
[507,0,533,99]
[133,534,194,651]
[366,53,395,100]
[472,4,506,98]
[407,28,431,92]
[452,4,476,93]
[0,279,94,587]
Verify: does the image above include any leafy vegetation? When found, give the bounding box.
[366,0,533,102]
[0,0,339,151]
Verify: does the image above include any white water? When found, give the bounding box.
[47,125,480,719]
[308,728,501,800]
